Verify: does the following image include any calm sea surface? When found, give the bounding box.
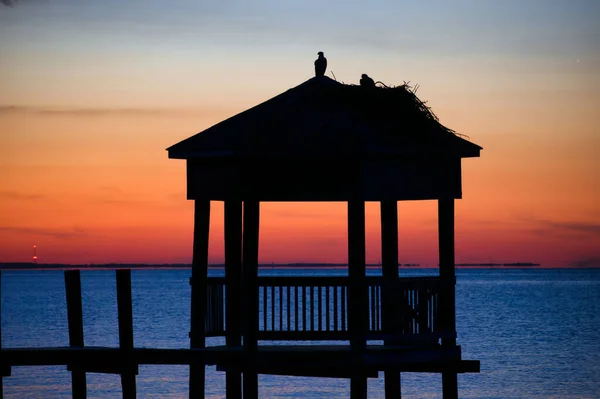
[2,268,599,398]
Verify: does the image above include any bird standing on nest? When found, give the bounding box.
[314,52,327,77]
[360,74,376,88]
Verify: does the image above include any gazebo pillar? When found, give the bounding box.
[438,198,458,399]
[190,200,211,399]
[348,200,367,399]
[381,200,401,399]
[224,200,243,399]
[242,201,260,399]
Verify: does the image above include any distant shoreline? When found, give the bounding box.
[6,262,597,271]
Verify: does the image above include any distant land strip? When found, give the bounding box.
[0,262,548,270]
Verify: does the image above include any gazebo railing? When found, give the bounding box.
[205,276,441,341]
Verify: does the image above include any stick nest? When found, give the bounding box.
[317,80,466,139]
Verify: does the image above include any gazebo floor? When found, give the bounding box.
[1,344,479,378]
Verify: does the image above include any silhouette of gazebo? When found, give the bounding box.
[167,75,482,399]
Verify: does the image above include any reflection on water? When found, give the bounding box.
[2,268,600,398]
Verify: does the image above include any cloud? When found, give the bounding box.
[535,220,600,236]
[0,226,88,240]
[505,214,600,238]
[570,257,600,268]
[0,191,46,201]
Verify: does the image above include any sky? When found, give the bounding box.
[1,0,599,266]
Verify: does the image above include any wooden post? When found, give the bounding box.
[0,271,5,399]
[242,200,260,399]
[351,373,368,399]
[438,198,458,399]
[116,269,136,399]
[348,200,367,399]
[65,270,87,399]
[381,201,401,399]
[190,200,211,399]
[225,200,242,399]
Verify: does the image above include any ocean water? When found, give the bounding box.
[2,268,599,398]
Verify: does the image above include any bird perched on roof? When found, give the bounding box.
[314,52,327,77]
[360,74,376,88]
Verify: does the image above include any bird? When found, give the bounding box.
[314,52,327,77]
[360,74,376,88]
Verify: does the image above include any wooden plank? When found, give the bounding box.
[1,346,479,373]
[348,199,368,399]
[0,271,4,399]
[271,286,275,331]
[302,286,306,331]
[442,372,458,399]
[348,200,367,352]
[279,286,283,331]
[438,198,458,399]
[385,372,401,399]
[380,200,399,337]
[242,200,260,399]
[333,286,338,331]
[116,270,137,399]
[294,286,299,331]
[286,286,291,331]
[65,271,84,345]
[257,330,350,341]
[351,374,368,399]
[203,275,438,288]
[261,287,266,331]
[190,200,211,399]
[438,198,456,346]
[64,270,87,399]
[310,286,314,332]
[341,286,346,331]
[185,157,469,202]
[317,286,322,332]
[325,285,330,331]
[116,270,134,351]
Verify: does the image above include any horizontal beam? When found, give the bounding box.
[207,275,440,287]
[1,345,478,374]
[216,365,379,379]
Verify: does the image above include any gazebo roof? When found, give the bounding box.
[167,76,481,160]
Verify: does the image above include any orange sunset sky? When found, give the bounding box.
[1,1,598,267]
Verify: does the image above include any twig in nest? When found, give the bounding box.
[375,81,390,88]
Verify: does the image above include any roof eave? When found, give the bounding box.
[167,149,236,159]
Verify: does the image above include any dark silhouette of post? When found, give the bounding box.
[190,200,210,399]
[242,201,260,399]
[65,270,86,399]
[116,269,136,399]
[1,271,6,399]
[348,199,367,399]
[439,198,458,399]
[225,200,243,399]
[381,201,401,399]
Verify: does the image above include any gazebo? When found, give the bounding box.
[167,74,482,399]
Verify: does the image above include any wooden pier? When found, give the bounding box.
[1,266,479,398]
[1,74,483,398]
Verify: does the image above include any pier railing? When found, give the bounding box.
[206,276,441,342]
